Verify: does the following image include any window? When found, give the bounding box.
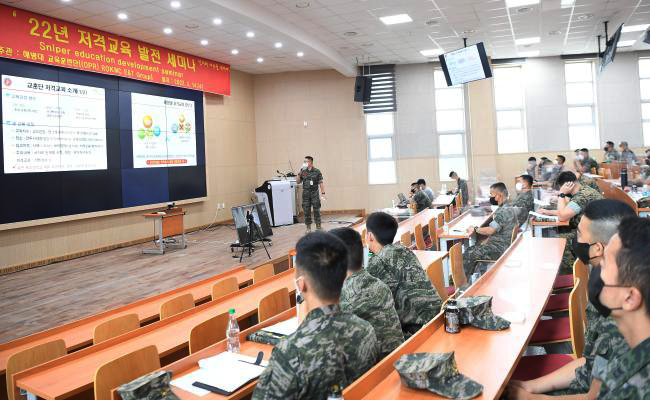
[434,69,468,181]
[565,61,599,149]
[494,65,527,154]
[640,58,650,146]
[366,112,396,184]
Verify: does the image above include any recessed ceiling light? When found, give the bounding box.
[212,17,222,25]
[575,13,593,21]
[425,19,440,26]
[274,42,283,48]
[117,12,127,20]
[420,49,443,57]
[548,30,562,36]
[518,50,540,57]
[200,39,208,46]
[61,0,71,2]
[170,1,181,9]
[296,51,304,57]
[517,6,533,14]
[295,1,310,7]
[185,23,199,29]
[560,0,575,7]
[379,14,413,25]
[617,40,636,47]
[246,31,255,38]
[622,24,650,33]
[515,36,540,45]
[461,29,475,35]
[231,49,239,55]
[257,57,264,63]
[505,0,539,7]
[343,31,358,37]
[163,27,173,34]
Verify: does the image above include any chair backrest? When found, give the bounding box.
[93,314,140,344]
[400,231,412,247]
[253,263,275,284]
[212,277,239,300]
[449,242,467,288]
[6,339,66,400]
[94,345,160,400]
[414,224,426,250]
[426,259,448,302]
[444,206,451,223]
[428,217,439,251]
[458,191,463,209]
[510,225,519,244]
[569,278,586,359]
[189,312,229,354]
[437,215,444,229]
[573,259,589,324]
[160,293,194,320]
[361,229,367,246]
[258,287,291,322]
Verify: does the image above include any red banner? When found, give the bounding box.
[0,5,230,95]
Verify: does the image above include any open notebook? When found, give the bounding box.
[171,352,268,396]
[529,211,559,222]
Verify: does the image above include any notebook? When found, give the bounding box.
[260,316,299,336]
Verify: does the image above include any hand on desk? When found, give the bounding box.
[466,225,476,234]
[505,381,535,400]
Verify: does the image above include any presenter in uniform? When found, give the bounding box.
[297,156,325,232]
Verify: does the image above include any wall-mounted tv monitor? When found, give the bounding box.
[438,42,493,86]
[600,24,623,72]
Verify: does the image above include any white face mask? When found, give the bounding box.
[515,182,523,191]
[545,167,554,173]
[302,162,307,169]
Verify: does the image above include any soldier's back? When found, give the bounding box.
[252,304,377,400]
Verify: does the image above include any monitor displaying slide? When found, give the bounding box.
[131,93,197,168]
[438,42,493,86]
[2,74,107,173]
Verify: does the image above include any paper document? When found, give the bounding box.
[198,351,268,370]
[261,317,299,336]
[529,211,558,222]
[171,371,210,396]
[534,199,550,207]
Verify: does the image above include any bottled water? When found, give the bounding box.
[226,308,240,353]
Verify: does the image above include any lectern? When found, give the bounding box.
[142,207,187,254]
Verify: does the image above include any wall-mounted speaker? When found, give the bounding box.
[353,76,371,103]
[644,30,650,45]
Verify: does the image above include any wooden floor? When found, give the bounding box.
[0,215,358,344]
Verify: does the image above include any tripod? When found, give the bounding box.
[237,211,271,262]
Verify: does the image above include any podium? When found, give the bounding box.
[142,207,187,254]
[255,180,293,226]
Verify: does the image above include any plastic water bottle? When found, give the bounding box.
[226,308,240,353]
[327,384,343,400]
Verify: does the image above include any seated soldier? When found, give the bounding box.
[365,211,441,338]
[507,199,635,399]
[410,181,431,213]
[593,217,650,398]
[253,232,378,400]
[538,171,603,274]
[463,182,518,277]
[330,227,404,360]
[513,174,535,225]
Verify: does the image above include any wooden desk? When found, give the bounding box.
[343,236,566,400]
[530,218,569,237]
[353,209,444,244]
[596,178,640,214]
[438,210,493,249]
[149,308,297,400]
[143,207,187,255]
[0,266,254,376]
[14,270,296,400]
[411,250,448,269]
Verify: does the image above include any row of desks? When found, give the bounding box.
[139,235,565,400]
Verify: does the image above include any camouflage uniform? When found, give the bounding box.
[558,185,603,274]
[252,304,378,400]
[367,243,441,337]
[412,190,431,213]
[594,337,650,399]
[340,269,404,359]
[580,157,599,173]
[604,150,620,162]
[462,202,518,277]
[456,178,469,206]
[620,149,638,164]
[578,174,601,192]
[512,190,534,225]
[117,371,179,400]
[298,167,323,228]
[556,310,629,395]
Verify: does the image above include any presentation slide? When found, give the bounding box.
[2,75,107,173]
[131,92,197,168]
[443,45,486,86]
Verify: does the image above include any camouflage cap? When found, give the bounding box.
[394,352,482,399]
[457,295,510,331]
[117,370,180,400]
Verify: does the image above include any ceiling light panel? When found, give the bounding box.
[379,14,413,25]
[515,36,541,45]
